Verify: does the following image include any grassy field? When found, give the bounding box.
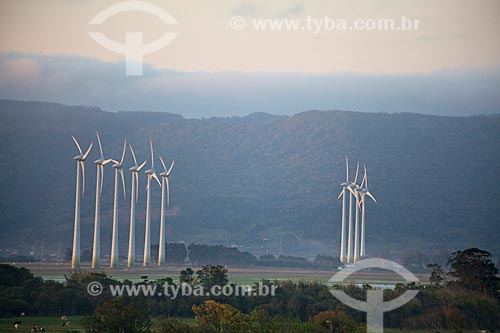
[13,262,430,286]
[0,316,482,333]
[0,316,83,332]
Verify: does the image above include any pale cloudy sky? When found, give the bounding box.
[1,0,500,73]
[0,0,499,117]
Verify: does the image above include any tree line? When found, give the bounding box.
[1,247,499,332]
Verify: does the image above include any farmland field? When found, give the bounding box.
[12,262,430,286]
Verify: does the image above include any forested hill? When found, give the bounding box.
[0,99,499,259]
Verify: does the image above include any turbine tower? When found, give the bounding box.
[353,174,362,263]
[127,145,147,268]
[346,162,359,264]
[70,135,93,270]
[92,131,113,268]
[158,156,174,266]
[143,139,160,267]
[337,156,349,264]
[110,139,127,268]
[359,165,377,258]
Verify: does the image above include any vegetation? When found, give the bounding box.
[1,247,499,332]
[81,299,151,333]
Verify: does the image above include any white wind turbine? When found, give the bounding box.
[158,156,174,266]
[92,131,113,268]
[143,139,161,267]
[346,162,360,264]
[70,135,93,270]
[127,145,147,268]
[336,156,350,264]
[110,139,127,268]
[359,165,377,258]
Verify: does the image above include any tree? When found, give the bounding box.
[312,310,359,333]
[196,265,228,288]
[153,317,191,333]
[426,263,445,285]
[81,299,151,333]
[447,248,499,294]
[64,248,72,262]
[192,300,250,333]
[179,268,195,285]
[166,242,187,265]
[0,264,36,287]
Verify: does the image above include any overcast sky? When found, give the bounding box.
[0,0,499,117]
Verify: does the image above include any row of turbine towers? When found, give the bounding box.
[337,156,376,264]
[70,131,174,270]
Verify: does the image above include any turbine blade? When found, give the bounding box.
[153,173,161,187]
[367,191,377,203]
[150,138,154,169]
[347,186,357,199]
[120,138,127,164]
[129,144,138,166]
[135,172,139,203]
[166,177,170,208]
[167,160,175,176]
[345,155,349,182]
[103,158,113,165]
[337,188,344,200]
[96,131,103,159]
[100,164,104,196]
[159,156,167,172]
[354,162,359,183]
[137,160,147,171]
[82,142,93,160]
[365,166,369,189]
[80,161,85,197]
[119,168,126,200]
[71,135,83,154]
[145,175,151,191]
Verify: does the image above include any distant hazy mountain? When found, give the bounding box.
[0,100,499,259]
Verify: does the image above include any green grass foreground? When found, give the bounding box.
[0,316,484,333]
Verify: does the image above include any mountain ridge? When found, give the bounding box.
[0,99,499,260]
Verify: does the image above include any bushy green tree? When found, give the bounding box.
[82,299,151,333]
[196,265,228,288]
[447,248,499,295]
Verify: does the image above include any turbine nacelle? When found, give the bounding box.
[94,158,113,165]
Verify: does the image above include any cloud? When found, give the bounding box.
[0,57,40,83]
[0,52,499,118]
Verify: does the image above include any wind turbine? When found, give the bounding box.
[336,156,349,264]
[143,139,161,267]
[127,144,147,267]
[158,156,174,266]
[92,131,113,268]
[70,135,93,270]
[346,162,360,264]
[110,139,127,268]
[359,165,377,258]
